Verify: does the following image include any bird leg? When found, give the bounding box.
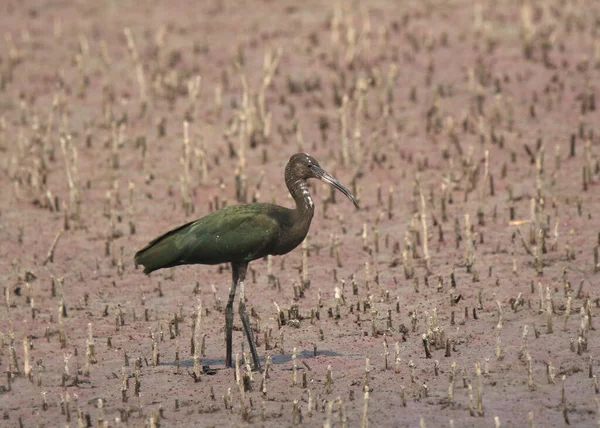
[236,262,262,371]
[225,264,240,368]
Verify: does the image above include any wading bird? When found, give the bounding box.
[134,153,359,370]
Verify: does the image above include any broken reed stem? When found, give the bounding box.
[563,296,572,331]
[58,301,67,347]
[185,75,202,120]
[193,299,203,381]
[84,322,97,376]
[43,229,64,265]
[464,214,475,273]
[420,190,431,274]
[110,122,120,169]
[123,27,148,115]
[62,353,71,387]
[121,367,129,402]
[526,351,534,390]
[546,286,553,334]
[181,121,193,216]
[195,132,209,184]
[403,234,415,280]
[468,383,475,416]
[244,352,253,383]
[301,238,310,287]
[151,329,159,366]
[235,353,250,419]
[60,136,82,226]
[363,358,370,391]
[292,347,297,386]
[496,300,503,330]
[340,95,350,166]
[134,358,141,396]
[552,219,560,251]
[23,337,31,378]
[448,361,456,405]
[324,400,333,428]
[422,334,431,359]
[546,360,556,384]
[258,47,282,137]
[520,325,529,358]
[496,334,503,360]
[87,323,97,363]
[475,361,484,416]
[353,79,367,166]
[441,183,448,222]
[361,386,370,428]
[337,397,347,428]
[383,338,389,370]
[234,165,248,204]
[481,150,489,204]
[388,186,394,219]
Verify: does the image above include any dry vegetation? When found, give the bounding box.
[1,0,600,426]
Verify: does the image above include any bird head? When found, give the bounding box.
[288,153,360,209]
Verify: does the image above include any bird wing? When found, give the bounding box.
[182,206,281,265]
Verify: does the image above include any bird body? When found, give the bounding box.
[135,153,358,370]
[135,202,313,272]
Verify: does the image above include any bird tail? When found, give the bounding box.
[134,221,194,274]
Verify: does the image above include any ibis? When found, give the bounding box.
[134,153,359,370]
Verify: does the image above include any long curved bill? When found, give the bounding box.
[311,166,360,209]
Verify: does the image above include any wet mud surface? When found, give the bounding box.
[1,0,600,426]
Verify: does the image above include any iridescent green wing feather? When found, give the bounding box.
[181,205,281,265]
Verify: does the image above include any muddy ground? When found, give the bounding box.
[1,0,600,426]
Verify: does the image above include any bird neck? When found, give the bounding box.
[284,163,315,229]
[287,178,315,244]
[288,178,316,217]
